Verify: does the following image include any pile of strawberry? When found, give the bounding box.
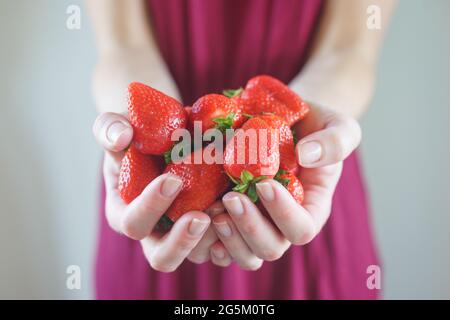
[119,75,310,229]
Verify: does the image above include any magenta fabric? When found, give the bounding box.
[95,0,380,299]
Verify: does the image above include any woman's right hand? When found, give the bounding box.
[93,112,232,272]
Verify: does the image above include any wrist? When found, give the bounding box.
[291,51,375,119]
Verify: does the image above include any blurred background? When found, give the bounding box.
[0,0,449,299]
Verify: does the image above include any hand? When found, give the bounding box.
[93,112,226,272]
[212,105,362,270]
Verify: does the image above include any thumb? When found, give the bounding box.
[93,112,133,153]
[296,114,361,168]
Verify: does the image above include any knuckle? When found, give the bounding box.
[121,217,144,240]
[150,259,176,273]
[290,224,316,246]
[213,259,231,268]
[188,253,209,264]
[257,248,283,262]
[329,132,345,161]
[147,250,177,273]
[241,222,259,237]
[241,259,263,271]
[105,205,122,234]
[277,206,292,221]
[178,237,197,253]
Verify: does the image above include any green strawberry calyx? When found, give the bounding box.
[223,87,243,98]
[228,170,267,202]
[213,112,235,133]
[164,141,187,164]
[274,169,291,187]
[292,129,299,145]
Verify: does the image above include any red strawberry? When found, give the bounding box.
[238,75,309,126]
[162,148,230,224]
[274,170,304,204]
[118,145,165,204]
[258,114,299,175]
[189,94,244,133]
[224,116,280,202]
[184,106,192,118]
[128,82,187,155]
[257,170,304,217]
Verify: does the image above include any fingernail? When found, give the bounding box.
[223,196,244,216]
[212,248,225,259]
[213,221,232,237]
[299,141,322,165]
[255,182,274,202]
[107,121,130,144]
[161,175,182,197]
[188,218,209,236]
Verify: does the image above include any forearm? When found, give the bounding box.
[292,51,376,119]
[86,0,179,113]
[291,0,397,119]
[85,0,154,56]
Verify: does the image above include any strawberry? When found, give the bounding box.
[128,82,187,155]
[257,170,304,217]
[258,113,299,175]
[238,75,310,126]
[274,170,304,204]
[189,94,245,133]
[161,148,230,226]
[184,106,192,118]
[224,116,280,202]
[118,145,165,204]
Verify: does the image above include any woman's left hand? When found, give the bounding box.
[210,105,362,270]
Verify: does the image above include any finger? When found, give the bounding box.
[205,201,226,217]
[143,212,210,273]
[93,112,133,154]
[187,226,218,264]
[212,213,263,270]
[296,115,361,168]
[299,162,343,232]
[103,153,127,234]
[256,179,316,245]
[256,164,342,245]
[221,192,290,261]
[210,241,232,267]
[187,201,225,263]
[121,173,183,240]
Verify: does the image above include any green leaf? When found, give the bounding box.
[213,113,235,133]
[226,172,240,185]
[223,87,243,98]
[279,178,291,187]
[247,184,259,202]
[240,170,254,184]
[233,183,249,194]
[253,175,267,183]
[274,169,288,179]
[292,129,298,145]
[164,150,172,164]
[274,169,290,187]
[242,113,254,119]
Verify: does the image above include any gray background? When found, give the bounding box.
[0,0,449,299]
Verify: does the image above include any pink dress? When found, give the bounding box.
[95,0,380,299]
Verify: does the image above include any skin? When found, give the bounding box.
[88,0,397,272]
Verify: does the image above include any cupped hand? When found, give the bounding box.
[93,112,228,272]
[212,105,361,270]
